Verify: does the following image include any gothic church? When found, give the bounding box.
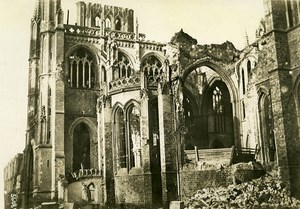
[4,0,300,208]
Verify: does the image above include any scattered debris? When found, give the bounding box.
[184,175,300,209]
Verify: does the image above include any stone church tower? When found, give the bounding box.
[4,0,300,208]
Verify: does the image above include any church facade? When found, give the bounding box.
[4,0,300,208]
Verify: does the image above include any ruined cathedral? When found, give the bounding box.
[4,0,300,208]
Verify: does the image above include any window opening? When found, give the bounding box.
[115,18,121,30]
[241,68,246,95]
[128,106,141,168]
[115,108,126,169]
[112,52,133,80]
[105,18,111,29]
[213,86,223,114]
[73,123,91,171]
[141,55,163,83]
[68,48,96,89]
[95,16,100,27]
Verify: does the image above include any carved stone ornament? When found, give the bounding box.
[157,79,169,95]
[98,94,112,109]
[55,62,64,81]
[40,105,46,122]
[140,88,149,100]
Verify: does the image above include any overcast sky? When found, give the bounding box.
[0,0,264,206]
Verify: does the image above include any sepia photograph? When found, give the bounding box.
[1,0,300,208]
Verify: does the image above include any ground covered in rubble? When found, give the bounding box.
[184,175,300,209]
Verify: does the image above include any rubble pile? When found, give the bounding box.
[184,175,300,209]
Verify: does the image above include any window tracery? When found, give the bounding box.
[112,52,133,80]
[68,48,96,88]
[114,104,141,172]
[212,84,226,134]
[142,55,163,79]
[213,86,223,114]
[128,106,141,168]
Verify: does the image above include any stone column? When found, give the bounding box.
[100,95,115,206]
[157,82,178,207]
[50,25,65,201]
[269,69,300,196]
[140,89,151,173]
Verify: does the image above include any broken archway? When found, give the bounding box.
[182,63,237,150]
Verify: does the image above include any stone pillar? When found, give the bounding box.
[100,95,115,206]
[269,69,300,196]
[157,82,178,207]
[50,25,65,201]
[140,89,151,173]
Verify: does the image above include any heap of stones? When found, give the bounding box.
[184,175,300,209]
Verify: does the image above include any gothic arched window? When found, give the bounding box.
[259,93,275,163]
[213,86,223,114]
[247,60,251,72]
[105,18,111,29]
[141,55,163,83]
[128,106,141,168]
[241,68,246,95]
[115,18,121,30]
[115,108,126,169]
[68,48,96,89]
[101,66,107,83]
[94,16,100,27]
[114,104,141,172]
[112,52,133,80]
[73,123,91,171]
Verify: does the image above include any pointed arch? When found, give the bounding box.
[65,44,99,89]
[141,53,164,84]
[94,16,100,27]
[258,90,276,163]
[69,118,97,172]
[183,62,236,149]
[115,17,121,30]
[105,17,111,29]
[112,51,134,80]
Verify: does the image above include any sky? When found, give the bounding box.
[0,0,264,207]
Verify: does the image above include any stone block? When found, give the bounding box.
[41,202,58,209]
[169,201,184,209]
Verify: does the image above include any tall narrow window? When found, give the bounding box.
[105,18,111,29]
[115,108,126,169]
[115,18,121,30]
[213,86,223,114]
[68,48,96,89]
[128,106,141,168]
[95,16,100,27]
[247,60,251,78]
[114,104,141,171]
[73,123,91,171]
[259,94,275,163]
[287,0,294,27]
[241,68,246,95]
[101,66,107,83]
[212,85,225,133]
[242,101,246,119]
